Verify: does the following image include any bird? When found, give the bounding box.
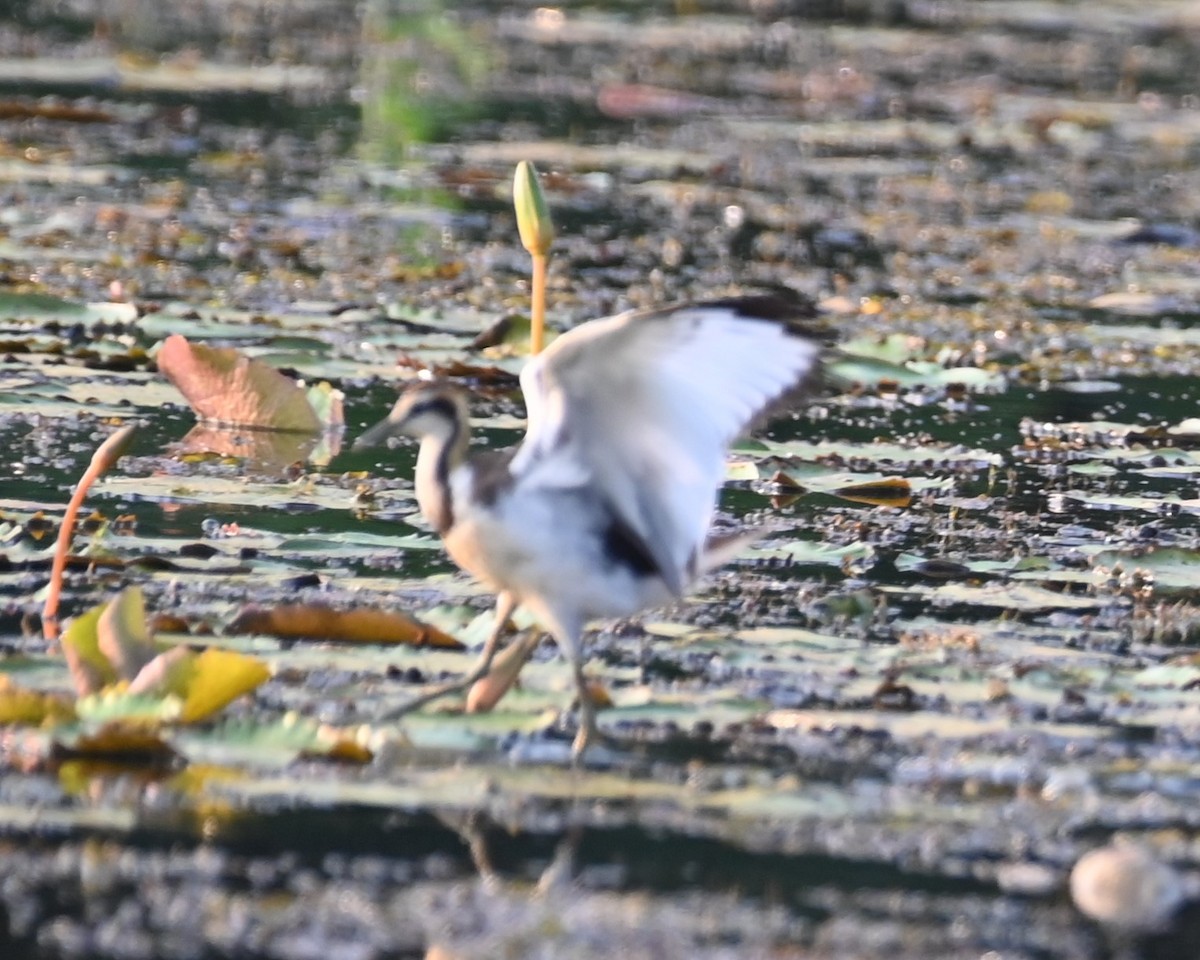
[354,293,825,759]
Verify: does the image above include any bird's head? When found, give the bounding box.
[353,380,469,450]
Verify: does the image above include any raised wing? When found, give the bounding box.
[511,294,825,594]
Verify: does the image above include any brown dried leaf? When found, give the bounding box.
[52,722,177,762]
[831,476,913,508]
[157,334,322,433]
[227,603,463,649]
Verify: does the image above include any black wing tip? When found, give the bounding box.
[704,289,818,322]
[699,289,836,345]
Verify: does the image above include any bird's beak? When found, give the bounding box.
[353,413,405,451]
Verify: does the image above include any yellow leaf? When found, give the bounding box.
[177,648,271,724]
[227,603,464,649]
[61,601,118,695]
[0,676,76,726]
[301,736,373,764]
[168,763,247,794]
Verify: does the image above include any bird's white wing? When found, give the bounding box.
[512,295,823,594]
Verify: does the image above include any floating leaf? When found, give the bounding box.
[751,437,1002,470]
[227,603,463,648]
[172,423,329,468]
[0,292,137,325]
[156,334,323,433]
[886,581,1109,613]
[831,476,913,508]
[52,722,177,762]
[470,313,558,354]
[176,649,272,724]
[168,763,249,796]
[75,688,181,724]
[298,725,374,764]
[750,539,876,568]
[176,715,370,767]
[0,676,76,726]
[1087,291,1179,316]
[1092,547,1200,595]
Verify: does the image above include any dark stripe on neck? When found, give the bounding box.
[430,416,460,535]
[412,395,460,421]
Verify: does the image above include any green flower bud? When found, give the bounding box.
[513,160,554,256]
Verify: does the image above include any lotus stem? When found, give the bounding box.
[42,424,136,640]
[530,253,547,355]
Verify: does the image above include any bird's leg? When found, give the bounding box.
[570,658,600,763]
[381,592,516,720]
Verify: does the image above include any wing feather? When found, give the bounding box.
[511,295,824,594]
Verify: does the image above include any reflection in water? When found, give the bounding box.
[360,0,489,162]
[174,423,342,469]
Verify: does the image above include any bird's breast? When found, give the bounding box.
[441,478,673,619]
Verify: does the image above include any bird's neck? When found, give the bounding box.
[414,418,468,535]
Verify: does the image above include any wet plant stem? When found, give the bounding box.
[42,425,136,641]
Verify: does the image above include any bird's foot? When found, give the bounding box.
[569,686,605,765]
[378,662,490,721]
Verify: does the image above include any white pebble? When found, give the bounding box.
[1070,842,1185,931]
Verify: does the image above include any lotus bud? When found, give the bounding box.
[513,160,554,256]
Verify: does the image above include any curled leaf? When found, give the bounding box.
[227,603,463,649]
[177,649,272,724]
[61,601,119,696]
[127,646,194,698]
[97,586,160,682]
[305,381,345,430]
[157,334,322,433]
[831,477,913,508]
[91,424,138,475]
